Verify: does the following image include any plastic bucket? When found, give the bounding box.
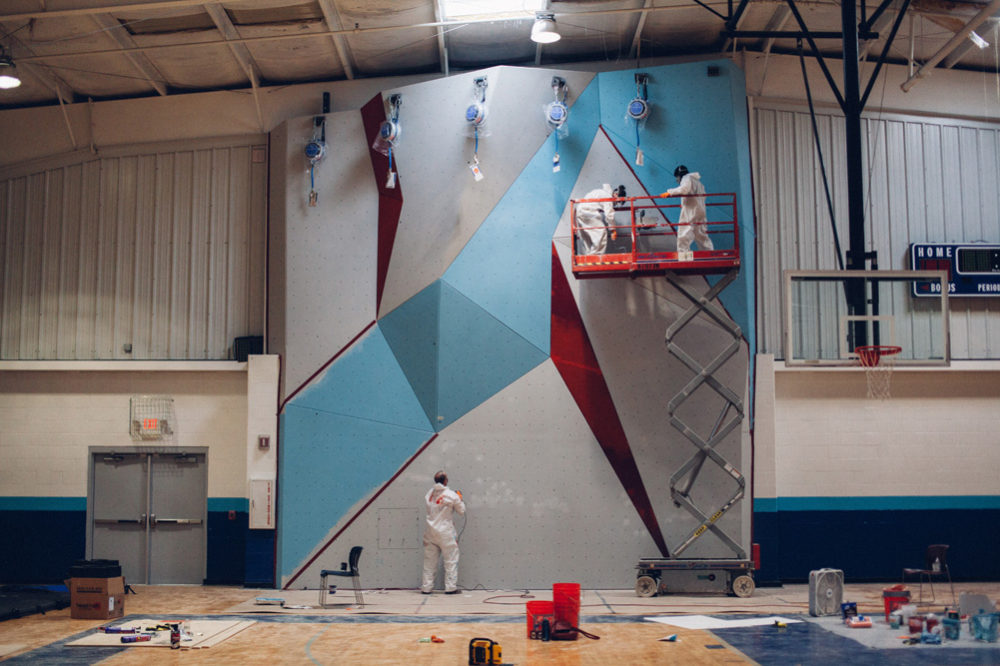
[553,583,581,639]
[942,617,961,640]
[882,586,911,621]
[526,600,554,639]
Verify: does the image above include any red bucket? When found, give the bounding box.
[553,583,581,639]
[526,600,554,639]
[882,585,911,621]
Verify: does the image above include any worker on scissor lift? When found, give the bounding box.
[661,165,713,253]
[575,183,621,255]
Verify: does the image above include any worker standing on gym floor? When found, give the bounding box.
[421,470,465,595]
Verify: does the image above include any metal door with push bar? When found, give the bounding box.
[89,448,207,584]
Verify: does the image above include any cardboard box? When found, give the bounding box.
[69,576,125,620]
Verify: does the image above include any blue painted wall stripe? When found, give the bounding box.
[208,497,249,512]
[0,497,249,511]
[753,495,1000,512]
[0,497,86,511]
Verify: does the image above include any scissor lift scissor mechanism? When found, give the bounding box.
[567,191,754,597]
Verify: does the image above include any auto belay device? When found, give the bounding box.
[304,93,329,207]
[465,76,488,181]
[468,637,502,665]
[627,73,650,166]
[544,76,568,172]
[372,93,402,188]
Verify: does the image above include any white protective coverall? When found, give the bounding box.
[421,482,466,593]
[667,172,713,252]
[575,184,616,255]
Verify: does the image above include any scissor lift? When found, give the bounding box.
[569,191,754,597]
[570,192,739,278]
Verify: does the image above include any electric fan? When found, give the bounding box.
[808,568,844,616]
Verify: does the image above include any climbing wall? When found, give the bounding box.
[272,61,755,589]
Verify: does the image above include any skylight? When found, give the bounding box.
[441,0,546,20]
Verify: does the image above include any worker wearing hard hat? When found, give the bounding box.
[421,470,466,595]
[661,165,714,253]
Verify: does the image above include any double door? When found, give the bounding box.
[89,449,207,584]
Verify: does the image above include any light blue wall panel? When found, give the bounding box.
[597,62,757,412]
[291,324,433,432]
[278,406,433,578]
[436,279,548,428]
[379,281,442,425]
[442,78,602,353]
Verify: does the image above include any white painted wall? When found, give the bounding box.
[0,365,248,499]
[753,354,1000,501]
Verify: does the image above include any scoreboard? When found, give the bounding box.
[910,243,1000,297]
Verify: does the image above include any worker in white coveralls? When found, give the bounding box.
[574,183,618,255]
[661,165,714,252]
[421,470,465,594]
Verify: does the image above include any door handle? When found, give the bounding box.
[94,517,144,525]
[151,517,203,525]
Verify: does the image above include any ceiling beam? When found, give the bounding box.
[628,0,655,60]
[761,5,793,54]
[203,3,262,87]
[942,17,998,68]
[316,0,356,80]
[90,13,168,96]
[12,2,733,66]
[433,0,449,76]
[0,0,976,24]
[7,33,77,105]
[202,4,264,129]
[1,0,226,22]
[902,0,1000,91]
[2,1,725,26]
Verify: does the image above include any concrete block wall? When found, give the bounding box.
[0,367,250,582]
[753,355,1000,582]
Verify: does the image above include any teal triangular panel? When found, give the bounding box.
[434,279,548,428]
[278,407,432,577]
[291,325,433,432]
[379,281,441,425]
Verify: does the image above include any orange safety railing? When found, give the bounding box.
[569,192,740,278]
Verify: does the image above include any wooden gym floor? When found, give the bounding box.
[1,582,999,664]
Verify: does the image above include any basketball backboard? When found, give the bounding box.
[784,270,950,366]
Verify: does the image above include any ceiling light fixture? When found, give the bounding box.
[968,31,990,49]
[531,12,561,44]
[0,47,21,89]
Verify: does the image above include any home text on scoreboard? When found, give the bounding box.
[909,243,1000,297]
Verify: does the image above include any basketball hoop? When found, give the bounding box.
[855,345,902,400]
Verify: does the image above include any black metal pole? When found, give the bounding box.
[841,0,868,347]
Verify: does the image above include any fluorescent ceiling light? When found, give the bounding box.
[441,0,545,20]
[968,31,990,49]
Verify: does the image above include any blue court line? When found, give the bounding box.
[592,590,615,613]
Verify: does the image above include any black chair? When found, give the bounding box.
[902,544,955,605]
[320,546,364,608]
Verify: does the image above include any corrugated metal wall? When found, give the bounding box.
[0,137,267,360]
[752,100,1000,360]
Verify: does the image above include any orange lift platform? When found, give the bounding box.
[570,190,753,597]
[570,191,740,278]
